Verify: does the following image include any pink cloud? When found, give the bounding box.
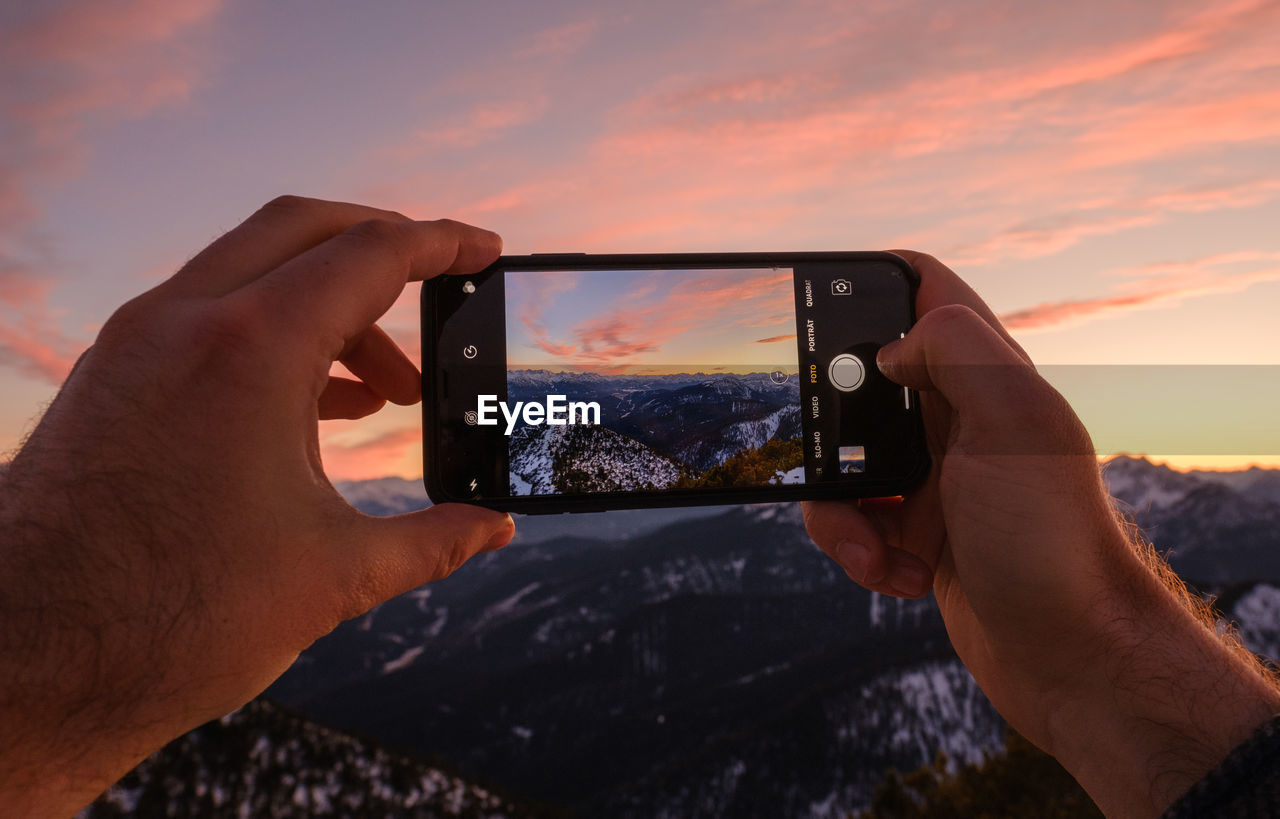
[0,294,85,384]
[942,176,1280,267]
[527,268,794,367]
[362,0,1280,301]
[1000,263,1280,332]
[3,0,220,150]
[947,213,1161,267]
[0,0,221,389]
[516,19,599,59]
[320,425,421,482]
[1069,90,1280,169]
[528,334,578,358]
[391,96,549,154]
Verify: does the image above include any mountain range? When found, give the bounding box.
[505,371,802,491]
[89,456,1280,816]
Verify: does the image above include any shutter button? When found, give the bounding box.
[828,354,865,392]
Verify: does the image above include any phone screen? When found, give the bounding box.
[427,254,924,507]
[504,266,804,495]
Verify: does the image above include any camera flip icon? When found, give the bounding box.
[831,278,851,296]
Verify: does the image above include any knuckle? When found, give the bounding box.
[345,217,406,246]
[429,217,463,231]
[101,292,157,337]
[197,299,270,344]
[177,299,274,368]
[892,249,940,271]
[259,194,313,216]
[918,302,981,334]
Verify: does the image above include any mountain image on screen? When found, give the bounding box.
[507,369,803,494]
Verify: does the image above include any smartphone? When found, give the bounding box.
[422,252,929,513]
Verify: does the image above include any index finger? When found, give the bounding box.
[162,196,415,299]
[889,250,1032,365]
[234,217,501,353]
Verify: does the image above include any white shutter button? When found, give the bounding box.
[828,354,865,392]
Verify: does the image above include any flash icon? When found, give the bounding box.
[468,478,478,492]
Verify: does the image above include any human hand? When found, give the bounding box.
[803,252,1280,817]
[0,196,515,815]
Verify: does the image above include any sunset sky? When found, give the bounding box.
[2,0,1279,479]
[506,267,798,371]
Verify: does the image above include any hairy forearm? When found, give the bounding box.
[1049,524,1280,817]
[0,458,175,816]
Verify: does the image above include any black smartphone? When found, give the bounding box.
[423,252,928,513]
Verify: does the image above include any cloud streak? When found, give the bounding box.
[320,425,421,482]
[1001,258,1280,332]
[375,0,1280,265]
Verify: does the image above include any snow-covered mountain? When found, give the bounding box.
[506,369,802,475]
[1102,455,1280,582]
[331,476,432,516]
[82,699,543,818]
[288,458,1280,816]
[672,403,802,470]
[99,458,1280,817]
[269,501,997,816]
[508,422,684,494]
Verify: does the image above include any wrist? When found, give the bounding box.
[1046,535,1280,817]
[0,456,167,815]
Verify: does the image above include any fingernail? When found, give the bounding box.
[484,517,515,552]
[836,539,871,580]
[876,341,901,373]
[890,564,932,597]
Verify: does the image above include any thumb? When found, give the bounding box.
[339,503,515,617]
[877,304,1092,456]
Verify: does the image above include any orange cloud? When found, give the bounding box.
[3,0,220,148]
[392,96,549,154]
[943,177,1280,267]
[321,425,421,482]
[0,0,220,388]
[523,268,794,367]
[1000,264,1280,332]
[0,291,85,384]
[363,0,1280,312]
[1071,90,1280,170]
[754,334,796,344]
[948,213,1161,267]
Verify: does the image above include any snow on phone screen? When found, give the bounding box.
[503,268,802,496]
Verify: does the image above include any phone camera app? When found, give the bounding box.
[831,278,851,296]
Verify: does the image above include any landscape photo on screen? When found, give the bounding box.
[504,267,803,495]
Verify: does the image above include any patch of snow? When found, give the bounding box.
[425,607,449,639]
[773,465,804,484]
[1235,583,1280,662]
[382,645,425,675]
[479,581,542,623]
